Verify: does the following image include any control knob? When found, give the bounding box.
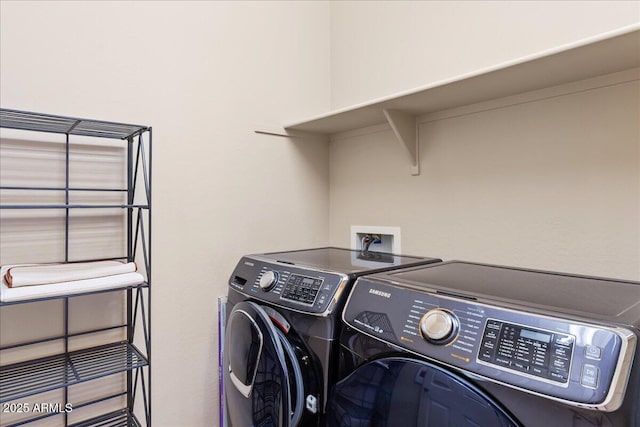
[419,309,458,344]
[259,270,278,291]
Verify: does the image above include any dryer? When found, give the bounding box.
[222,247,441,427]
[331,261,640,427]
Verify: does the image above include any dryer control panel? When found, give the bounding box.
[228,256,350,316]
[342,278,637,412]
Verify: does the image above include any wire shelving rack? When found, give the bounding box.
[0,108,152,426]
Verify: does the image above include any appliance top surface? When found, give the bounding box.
[256,247,439,275]
[380,261,640,324]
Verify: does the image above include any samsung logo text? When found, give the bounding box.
[369,289,391,298]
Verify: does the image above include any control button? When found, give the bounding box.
[482,339,496,350]
[494,356,511,367]
[532,358,546,368]
[581,364,599,388]
[485,330,498,340]
[486,321,502,331]
[585,345,602,360]
[479,348,493,361]
[259,270,278,291]
[549,369,569,383]
[512,361,529,372]
[554,335,574,347]
[553,346,571,358]
[419,309,458,344]
[531,366,547,377]
[551,356,570,372]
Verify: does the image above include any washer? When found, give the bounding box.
[331,261,640,427]
[222,247,441,427]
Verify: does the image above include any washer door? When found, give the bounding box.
[328,357,520,427]
[224,301,303,427]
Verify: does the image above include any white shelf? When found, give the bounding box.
[285,25,639,134]
[282,25,640,174]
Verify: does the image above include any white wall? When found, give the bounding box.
[329,77,640,280]
[330,1,640,108]
[0,1,330,426]
[328,2,640,280]
[2,2,639,426]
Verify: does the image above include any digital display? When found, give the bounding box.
[303,278,314,285]
[520,329,551,343]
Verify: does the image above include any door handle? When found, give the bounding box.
[229,367,252,398]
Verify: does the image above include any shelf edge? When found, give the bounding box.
[284,23,640,132]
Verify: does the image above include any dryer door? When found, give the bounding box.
[224,301,295,427]
[328,357,520,427]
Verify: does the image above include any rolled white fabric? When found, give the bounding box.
[4,260,137,288]
[1,271,145,302]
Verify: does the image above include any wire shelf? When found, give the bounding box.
[69,409,142,427]
[0,342,148,403]
[0,109,148,140]
[0,186,128,192]
[0,204,149,210]
[0,283,148,307]
[1,107,152,425]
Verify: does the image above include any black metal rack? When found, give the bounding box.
[0,108,152,426]
[68,409,142,427]
[0,342,148,403]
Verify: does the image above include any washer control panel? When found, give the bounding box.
[342,277,636,411]
[281,273,324,305]
[228,256,348,315]
[479,319,575,384]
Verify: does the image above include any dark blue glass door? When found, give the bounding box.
[224,301,291,427]
[328,357,520,427]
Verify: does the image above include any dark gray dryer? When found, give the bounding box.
[331,261,640,427]
[222,247,441,427]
